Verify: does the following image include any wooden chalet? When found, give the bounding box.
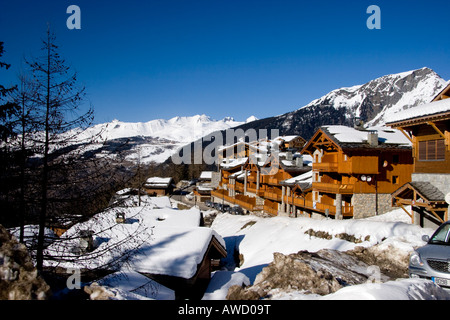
[387,83,450,227]
[218,141,251,164]
[143,235,227,300]
[194,171,215,202]
[211,157,252,210]
[301,125,413,219]
[258,153,311,216]
[212,136,311,216]
[279,170,313,218]
[273,135,307,151]
[143,177,174,196]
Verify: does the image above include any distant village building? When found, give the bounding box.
[387,83,450,228]
[194,171,216,203]
[143,177,174,196]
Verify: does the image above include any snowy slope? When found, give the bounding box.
[43,195,225,280]
[205,209,450,300]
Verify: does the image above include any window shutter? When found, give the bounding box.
[418,141,427,161]
[418,139,445,161]
[436,139,445,160]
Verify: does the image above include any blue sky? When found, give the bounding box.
[1,0,449,124]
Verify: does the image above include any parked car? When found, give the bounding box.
[409,221,450,291]
[214,203,230,212]
[205,200,213,207]
[229,205,244,215]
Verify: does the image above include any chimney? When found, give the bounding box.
[367,131,379,147]
[296,156,304,167]
[286,152,293,161]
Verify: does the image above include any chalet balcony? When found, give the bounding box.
[282,196,353,217]
[266,178,280,185]
[247,187,265,197]
[260,175,282,185]
[313,162,339,172]
[264,191,282,202]
[234,194,256,211]
[263,199,279,216]
[235,183,245,193]
[303,200,353,217]
[313,182,354,194]
[283,195,307,207]
[211,189,256,211]
[263,206,279,216]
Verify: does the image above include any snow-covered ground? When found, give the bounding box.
[204,208,450,300]
[13,198,450,300]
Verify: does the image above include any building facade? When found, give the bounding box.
[388,83,450,228]
[300,125,414,219]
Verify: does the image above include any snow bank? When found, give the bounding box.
[269,279,450,300]
[202,271,250,300]
[321,279,450,300]
[211,208,433,274]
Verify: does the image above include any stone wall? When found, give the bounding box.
[352,193,393,219]
[412,173,450,196]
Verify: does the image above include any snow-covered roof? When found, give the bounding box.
[96,270,175,300]
[199,171,213,180]
[44,196,226,280]
[322,125,411,147]
[274,135,301,143]
[144,177,173,188]
[280,170,313,188]
[220,157,248,169]
[387,98,450,124]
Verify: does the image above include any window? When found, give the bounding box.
[418,139,445,161]
[392,155,399,164]
[430,224,450,245]
[392,176,399,184]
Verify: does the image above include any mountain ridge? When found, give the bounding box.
[69,67,447,165]
[234,67,447,140]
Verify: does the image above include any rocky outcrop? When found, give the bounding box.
[226,248,395,300]
[0,225,51,300]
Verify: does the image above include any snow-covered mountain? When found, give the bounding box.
[75,114,245,164]
[237,67,448,139]
[87,114,242,143]
[301,67,447,127]
[70,67,447,165]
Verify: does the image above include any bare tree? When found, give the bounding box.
[24,28,94,271]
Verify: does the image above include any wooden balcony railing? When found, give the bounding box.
[264,191,282,202]
[263,205,279,216]
[313,162,339,172]
[313,182,354,194]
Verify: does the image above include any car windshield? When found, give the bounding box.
[429,224,450,245]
